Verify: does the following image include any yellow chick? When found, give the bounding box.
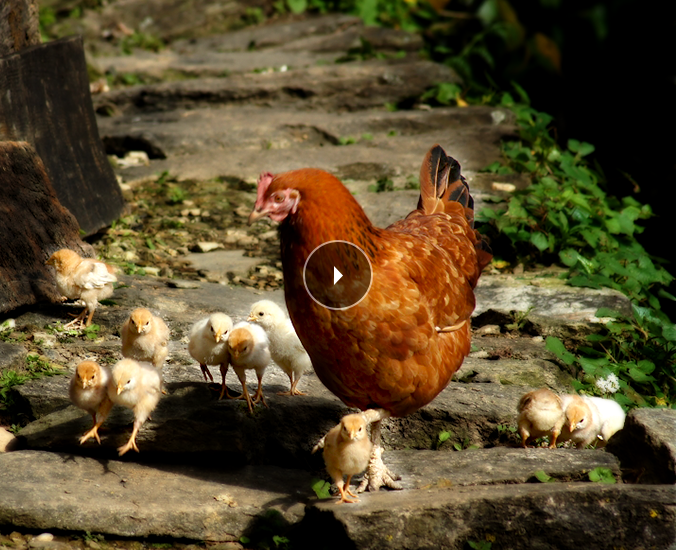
[319,413,373,504]
[517,388,565,448]
[46,249,117,328]
[120,308,170,370]
[108,358,162,456]
[248,300,312,396]
[559,394,601,449]
[69,361,114,445]
[559,394,625,448]
[188,313,233,399]
[227,321,271,413]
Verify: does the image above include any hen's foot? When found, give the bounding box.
[356,446,402,493]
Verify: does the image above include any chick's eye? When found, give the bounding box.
[258,312,264,316]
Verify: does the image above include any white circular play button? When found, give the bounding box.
[303,240,373,310]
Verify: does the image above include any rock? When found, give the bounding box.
[182,250,266,282]
[299,483,676,550]
[0,341,27,373]
[606,408,676,484]
[474,273,632,337]
[0,450,309,542]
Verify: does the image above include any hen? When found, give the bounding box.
[249,144,491,491]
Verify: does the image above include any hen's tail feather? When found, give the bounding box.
[418,144,493,270]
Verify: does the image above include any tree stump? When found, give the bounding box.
[0,141,93,313]
[0,35,125,235]
[0,0,41,57]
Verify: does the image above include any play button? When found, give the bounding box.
[303,240,373,310]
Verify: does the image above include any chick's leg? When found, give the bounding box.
[200,363,214,383]
[356,410,402,493]
[80,398,113,445]
[218,364,237,400]
[64,309,88,329]
[252,372,268,409]
[336,476,359,505]
[118,420,142,456]
[278,373,306,396]
[233,369,254,413]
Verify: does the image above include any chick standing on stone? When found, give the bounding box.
[248,299,311,396]
[108,358,162,456]
[69,361,114,445]
[314,413,373,504]
[46,249,117,329]
[227,321,271,413]
[584,395,626,446]
[559,394,601,449]
[188,313,233,399]
[560,394,625,448]
[121,308,170,370]
[517,388,566,448]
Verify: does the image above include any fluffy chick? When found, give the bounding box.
[121,308,170,370]
[227,321,271,413]
[560,394,625,448]
[108,358,162,456]
[188,313,233,399]
[584,396,626,447]
[517,388,565,448]
[69,361,114,445]
[559,394,601,448]
[46,249,117,328]
[317,413,373,504]
[248,300,311,396]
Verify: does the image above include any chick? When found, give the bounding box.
[584,395,626,447]
[45,249,117,328]
[559,394,601,448]
[108,358,162,456]
[188,313,233,399]
[227,321,271,413]
[121,308,170,370]
[517,388,566,448]
[69,361,114,445]
[315,413,373,504]
[248,299,311,396]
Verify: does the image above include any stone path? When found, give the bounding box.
[1,9,675,550]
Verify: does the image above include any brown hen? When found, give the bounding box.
[249,144,491,491]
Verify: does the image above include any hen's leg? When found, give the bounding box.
[357,410,402,493]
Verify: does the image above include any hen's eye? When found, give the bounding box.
[273,193,284,203]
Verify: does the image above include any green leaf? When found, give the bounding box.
[534,470,554,483]
[310,478,332,499]
[588,467,616,484]
[438,430,452,443]
[286,0,307,14]
[545,336,575,365]
[529,232,549,251]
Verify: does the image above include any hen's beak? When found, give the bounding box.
[248,208,267,225]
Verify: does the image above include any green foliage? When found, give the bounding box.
[120,31,165,55]
[546,304,676,408]
[533,470,555,483]
[434,429,452,450]
[311,478,332,499]
[588,467,617,484]
[467,540,493,550]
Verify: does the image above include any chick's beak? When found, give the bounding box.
[117,384,123,395]
[247,314,256,322]
[248,208,268,225]
[214,330,222,343]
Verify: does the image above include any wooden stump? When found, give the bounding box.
[0,0,41,57]
[0,35,125,235]
[0,141,93,313]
